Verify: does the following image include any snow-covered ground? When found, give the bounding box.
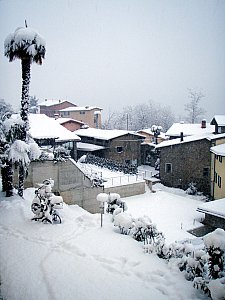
[0,165,212,300]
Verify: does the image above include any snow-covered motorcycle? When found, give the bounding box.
[31,179,63,224]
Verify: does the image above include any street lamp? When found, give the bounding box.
[151,125,162,145]
[96,193,108,227]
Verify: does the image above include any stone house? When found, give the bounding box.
[210,143,225,199]
[39,99,77,118]
[75,128,144,166]
[59,106,102,128]
[156,133,225,195]
[210,115,225,134]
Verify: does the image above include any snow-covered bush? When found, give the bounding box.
[113,212,134,235]
[132,216,154,242]
[186,182,198,195]
[106,193,128,215]
[207,277,225,300]
[203,228,225,280]
[185,249,208,281]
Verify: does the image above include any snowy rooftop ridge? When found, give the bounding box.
[211,115,225,126]
[60,106,102,112]
[197,198,225,219]
[28,114,80,142]
[75,128,144,140]
[210,143,225,156]
[166,122,215,137]
[55,117,84,125]
[156,133,225,149]
[39,99,74,107]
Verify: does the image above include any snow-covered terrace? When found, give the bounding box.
[28,114,80,142]
[197,198,225,219]
[75,128,144,141]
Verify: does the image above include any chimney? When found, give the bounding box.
[201,119,206,128]
[180,132,184,142]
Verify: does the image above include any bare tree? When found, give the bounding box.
[184,89,205,123]
[102,101,175,131]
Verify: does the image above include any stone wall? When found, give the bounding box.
[160,139,211,195]
[203,214,225,230]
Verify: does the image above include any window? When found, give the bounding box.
[80,111,85,115]
[63,111,70,116]
[214,172,218,183]
[165,163,172,173]
[218,175,222,188]
[116,146,123,153]
[219,156,222,163]
[203,167,209,177]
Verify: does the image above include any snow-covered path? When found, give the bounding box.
[0,186,208,300]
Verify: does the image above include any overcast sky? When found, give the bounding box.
[0,0,225,121]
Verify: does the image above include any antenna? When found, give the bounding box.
[25,20,28,27]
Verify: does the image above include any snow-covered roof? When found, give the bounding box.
[60,106,102,112]
[75,128,144,140]
[28,114,80,142]
[197,198,225,219]
[77,142,106,152]
[55,117,84,125]
[166,122,215,137]
[211,115,225,126]
[210,143,225,156]
[39,99,75,107]
[156,133,225,149]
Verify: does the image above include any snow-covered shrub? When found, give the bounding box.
[113,212,134,235]
[185,249,208,281]
[132,216,154,242]
[186,182,198,195]
[203,228,225,280]
[53,146,70,161]
[207,277,225,300]
[90,172,104,187]
[106,193,128,215]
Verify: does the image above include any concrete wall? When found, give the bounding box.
[203,214,225,230]
[24,159,145,213]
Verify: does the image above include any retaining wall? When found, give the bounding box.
[24,159,145,213]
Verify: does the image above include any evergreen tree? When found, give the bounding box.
[4,23,46,196]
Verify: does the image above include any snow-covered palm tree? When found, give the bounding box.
[4,24,46,197]
[4,24,46,130]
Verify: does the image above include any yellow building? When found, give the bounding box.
[211,142,225,199]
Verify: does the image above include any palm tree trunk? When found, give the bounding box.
[21,58,31,131]
[18,58,31,197]
[5,160,13,197]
